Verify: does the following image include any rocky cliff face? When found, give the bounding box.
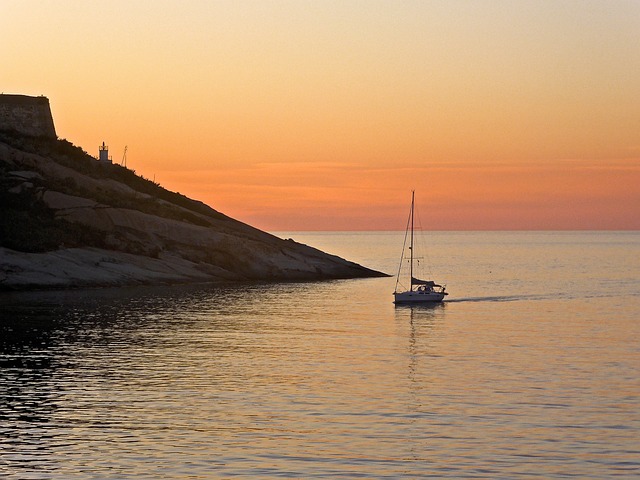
[0,132,386,290]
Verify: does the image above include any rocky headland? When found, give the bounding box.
[0,97,386,290]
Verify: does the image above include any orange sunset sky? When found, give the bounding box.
[3,0,639,230]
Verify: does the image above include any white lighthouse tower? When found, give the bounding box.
[98,141,112,163]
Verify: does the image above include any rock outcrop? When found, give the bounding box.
[0,131,386,290]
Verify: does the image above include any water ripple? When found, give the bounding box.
[2,232,640,478]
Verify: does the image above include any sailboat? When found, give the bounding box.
[393,191,448,304]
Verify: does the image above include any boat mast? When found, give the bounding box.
[410,190,414,285]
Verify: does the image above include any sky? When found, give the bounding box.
[2,0,639,230]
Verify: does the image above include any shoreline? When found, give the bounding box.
[0,245,388,293]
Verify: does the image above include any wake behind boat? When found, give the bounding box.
[393,191,448,304]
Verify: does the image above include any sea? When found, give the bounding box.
[1,231,639,479]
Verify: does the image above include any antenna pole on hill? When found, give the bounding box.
[122,146,127,167]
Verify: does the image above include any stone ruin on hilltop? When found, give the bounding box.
[0,94,57,138]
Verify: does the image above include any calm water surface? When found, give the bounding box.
[1,232,639,478]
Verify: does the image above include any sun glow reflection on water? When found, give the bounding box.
[1,232,639,478]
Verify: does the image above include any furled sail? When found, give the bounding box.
[411,277,437,286]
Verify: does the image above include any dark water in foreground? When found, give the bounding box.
[1,232,639,478]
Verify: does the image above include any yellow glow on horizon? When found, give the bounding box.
[154,158,640,231]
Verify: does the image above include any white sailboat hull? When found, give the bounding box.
[393,290,446,304]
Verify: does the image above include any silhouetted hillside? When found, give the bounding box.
[0,131,386,289]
